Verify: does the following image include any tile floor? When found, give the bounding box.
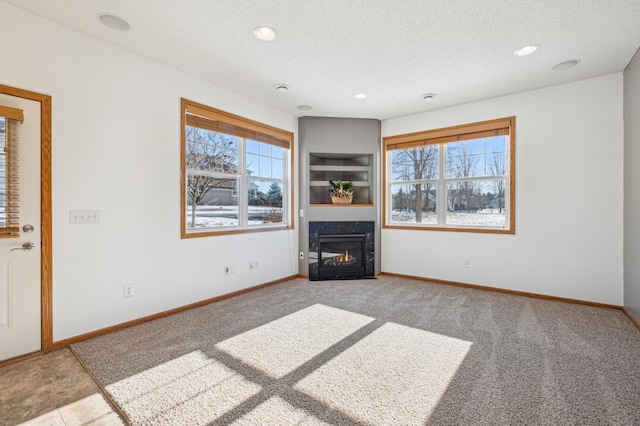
[0,348,124,425]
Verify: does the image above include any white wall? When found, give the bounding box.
[624,48,640,318]
[0,4,298,341]
[382,74,624,305]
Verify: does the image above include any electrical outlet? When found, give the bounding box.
[299,252,304,260]
[224,265,236,275]
[462,259,470,268]
[248,261,259,270]
[123,285,134,298]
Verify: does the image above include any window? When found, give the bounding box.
[181,99,294,237]
[383,117,515,233]
[0,105,23,238]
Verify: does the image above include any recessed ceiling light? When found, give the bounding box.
[514,44,539,56]
[297,105,313,111]
[422,93,436,101]
[98,13,130,31]
[254,26,277,41]
[355,93,368,100]
[552,60,580,71]
[274,84,290,92]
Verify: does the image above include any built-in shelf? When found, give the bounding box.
[309,181,370,187]
[309,153,373,205]
[309,204,374,207]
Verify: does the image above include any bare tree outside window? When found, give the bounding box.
[446,142,480,212]
[391,145,438,222]
[181,99,293,237]
[488,151,506,213]
[444,138,508,226]
[384,116,514,232]
[185,126,238,227]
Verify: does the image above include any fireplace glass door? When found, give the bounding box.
[318,233,366,279]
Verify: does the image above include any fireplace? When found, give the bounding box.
[318,233,366,279]
[309,221,374,280]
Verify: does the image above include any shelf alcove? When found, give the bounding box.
[309,153,373,205]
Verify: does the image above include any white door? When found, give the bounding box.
[0,94,42,361]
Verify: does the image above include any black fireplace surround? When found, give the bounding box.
[309,221,375,280]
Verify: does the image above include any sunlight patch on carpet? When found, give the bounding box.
[215,304,374,378]
[294,322,472,425]
[230,396,332,425]
[105,350,261,425]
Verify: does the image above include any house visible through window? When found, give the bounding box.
[383,116,515,233]
[181,99,293,237]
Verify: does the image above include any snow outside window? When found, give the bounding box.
[384,117,515,234]
[181,99,293,238]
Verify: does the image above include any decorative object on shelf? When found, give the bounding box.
[329,180,353,204]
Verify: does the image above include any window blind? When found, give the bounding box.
[184,102,292,150]
[385,117,513,151]
[0,106,23,237]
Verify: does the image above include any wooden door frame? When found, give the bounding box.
[0,83,53,358]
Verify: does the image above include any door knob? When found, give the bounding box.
[11,242,35,252]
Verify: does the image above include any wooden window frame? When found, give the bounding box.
[383,116,516,234]
[180,98,294,238]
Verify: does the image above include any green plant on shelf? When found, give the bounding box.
[328,180,353,201]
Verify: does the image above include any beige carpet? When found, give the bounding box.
[71,276,640,425]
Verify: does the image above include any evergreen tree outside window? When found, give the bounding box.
[181,99,293,237]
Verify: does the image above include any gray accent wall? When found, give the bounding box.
[624,48,640,320]
[298,117,381,277]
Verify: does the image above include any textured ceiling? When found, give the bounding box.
[4,0,640,120]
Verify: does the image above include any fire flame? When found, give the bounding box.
[337,249,351,263]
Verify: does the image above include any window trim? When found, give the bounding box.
[180,98,294,238]
[0,105,24,122]
[382,116,515,234]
